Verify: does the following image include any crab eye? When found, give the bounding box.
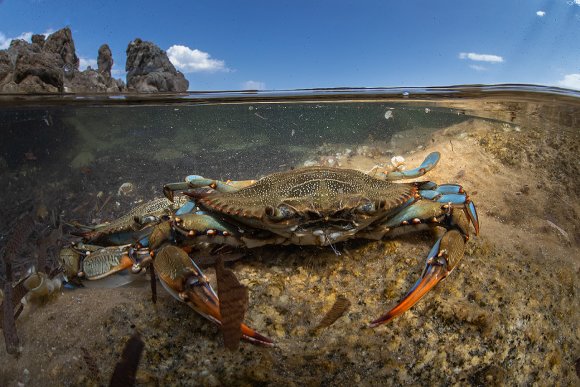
[265,204,295,220]
[356,200,375,214]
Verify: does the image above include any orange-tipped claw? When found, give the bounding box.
[153,246,274,347]
[369,229,465,327]
[369,264,448,327]
[179,276,274,346]
[240,323,274,346]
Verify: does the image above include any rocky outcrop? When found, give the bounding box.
[97,44,113,76]
[0,28,125,93]
[66,42,125,93]
[0,38,64,92]
[0,28,190,93]
[125,38,188,92]
[43,27,79,71]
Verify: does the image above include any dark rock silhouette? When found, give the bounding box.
[0,37,64,92]
[97,44,113,76]
[0,27,125,93]
[0,28,189,93]
[125,38,189,92]
[43,27,79,71]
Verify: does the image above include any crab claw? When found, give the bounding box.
[369,229,465,327]
[153,246,273,346]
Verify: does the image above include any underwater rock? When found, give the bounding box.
[125,38,189,92]
[117,182,135,196]
[390,155,406,169]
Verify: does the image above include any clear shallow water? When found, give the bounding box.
[0,85,579,385]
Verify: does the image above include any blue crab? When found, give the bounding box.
[69,151,479,346]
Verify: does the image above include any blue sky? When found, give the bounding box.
[1,0,579,90]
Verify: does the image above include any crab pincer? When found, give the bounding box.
[369,228,472,327]
[152,246,273,347]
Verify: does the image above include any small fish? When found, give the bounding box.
[109,333,145,387]
[215,257,248,350]
[314,295,351,331]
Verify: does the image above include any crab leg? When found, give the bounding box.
[378,152,441,181]
[418,182,479,234]
[384,184,479,235]
[369,229,465,327]
[164,175,256,201]
[80,246,135,280]
[172,213,244,247]
[371,186,479,326]
[152,246,273,346]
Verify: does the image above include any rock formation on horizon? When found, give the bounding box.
[0,28,125,93]
[97,44,113,76]
[0,28,189,93]
[125,38,189,92]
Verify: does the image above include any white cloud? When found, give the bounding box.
[536,10,546,17]
[459,52,504,63]
[469,64,487,71]
[166,45,228,73]
[0,33,11,49]
[243,80,266,90]
[0,31,32,49]
[557,74,580,90]
[0,29,55,49]
[79,57,97,70]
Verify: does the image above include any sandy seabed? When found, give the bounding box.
[1,118,579,386]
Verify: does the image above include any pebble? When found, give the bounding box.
[391,155,405,169]
[117,182,134,196]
